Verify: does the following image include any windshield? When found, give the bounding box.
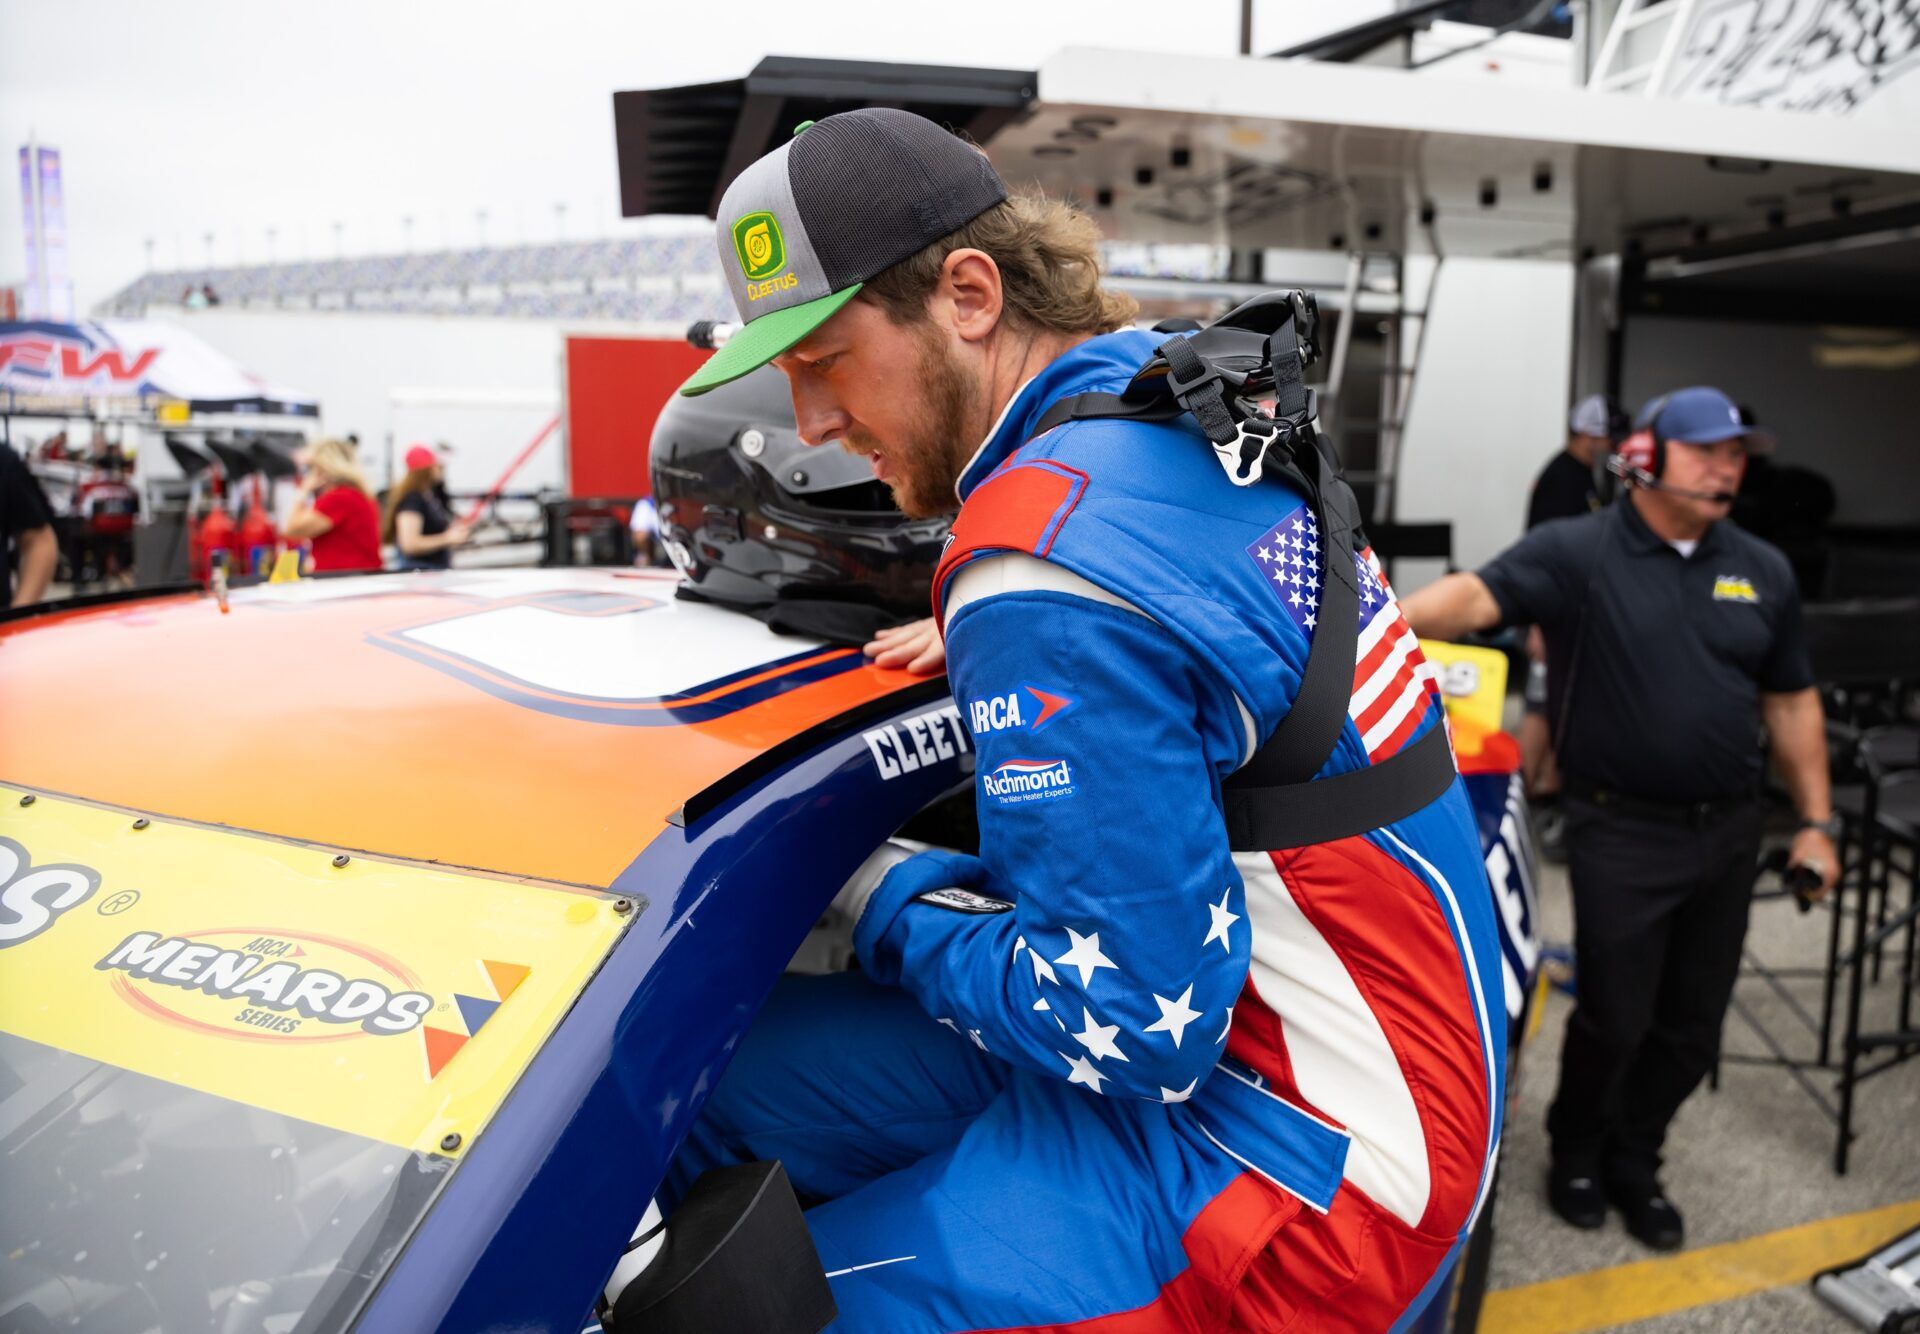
[0,1031,447,1333]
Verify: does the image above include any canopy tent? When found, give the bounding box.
[0,319,318,421]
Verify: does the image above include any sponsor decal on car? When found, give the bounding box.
[966,684,1078,736]
[0,788,626,1154]
[981,758,1077,806]
[864,703,971,780]
[0,835,99,949]
[97,928,436,1039]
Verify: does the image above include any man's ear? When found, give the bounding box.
[940,249,1003,345]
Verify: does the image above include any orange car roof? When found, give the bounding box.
[0,569,926,887]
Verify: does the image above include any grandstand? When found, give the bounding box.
[98,234,1232,323]
[99,233,732,324]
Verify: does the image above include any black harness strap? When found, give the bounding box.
[1021,322,1457,851]
[1029,391,1161,438]
[1225,724,1456,850]
[1231,448,1360,792]
[1217,438,1455,849]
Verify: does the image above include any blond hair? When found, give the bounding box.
[861,192,1138,336]
[304,437,371,497]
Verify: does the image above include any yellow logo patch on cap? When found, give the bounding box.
[732,211,786,282]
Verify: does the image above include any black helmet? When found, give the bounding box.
[649,363,949,618]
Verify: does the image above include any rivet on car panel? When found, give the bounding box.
[332,854,351,868]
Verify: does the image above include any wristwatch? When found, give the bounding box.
[1798,815,1842,838]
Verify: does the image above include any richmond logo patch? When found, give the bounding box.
[981,758,1077,806]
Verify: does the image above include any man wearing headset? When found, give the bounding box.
[1399,385,1837,1252]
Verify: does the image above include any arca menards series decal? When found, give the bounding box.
[95,928,435,1039]
[0,787,629,1155]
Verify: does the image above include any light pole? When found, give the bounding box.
[554,201,568,241]
[402,214,415,253]
[332,221,345,260]
[202,232,215,270]
[266,227,277,265]
[475,209,489,247]
[143,237,155,273]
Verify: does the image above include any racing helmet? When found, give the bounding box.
[649,363,949,616]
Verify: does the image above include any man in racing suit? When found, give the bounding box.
[666,108,1506,1331]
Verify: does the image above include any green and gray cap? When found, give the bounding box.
[679,108,1009,396]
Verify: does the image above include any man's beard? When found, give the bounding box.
[847,324,980,519]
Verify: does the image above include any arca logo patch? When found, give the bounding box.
[1712,575,1759,604]
[967,684,1078,736]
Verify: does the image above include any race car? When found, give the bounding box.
[0,556,1537,1334]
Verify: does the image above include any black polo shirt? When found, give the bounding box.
[1527,449,1599,529]
[1478,498,1812,803]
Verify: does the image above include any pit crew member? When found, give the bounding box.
[1400,386,1835,1251]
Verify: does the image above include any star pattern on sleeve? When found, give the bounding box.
[1070,1007,1130,1063]
[1143,984,1204,1048]
[1016,934,1059,987]
[1060,1051,1108,1094]
[1203,888,1240,952]
[1054,928,1118,988]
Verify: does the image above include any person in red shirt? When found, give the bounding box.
[284,437,382,573]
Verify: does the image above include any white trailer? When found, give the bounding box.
[614,34,1920,579]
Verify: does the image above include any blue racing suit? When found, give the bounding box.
[670,331,1507,1332]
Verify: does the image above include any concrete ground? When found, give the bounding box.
[1482,823,1920,1332]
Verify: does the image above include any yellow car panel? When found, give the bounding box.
[0,786,629,1157]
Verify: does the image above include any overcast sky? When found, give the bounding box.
[0,0,1378,313]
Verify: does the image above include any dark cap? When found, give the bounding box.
[680,109,1008,396]
[1642,385,1773,453]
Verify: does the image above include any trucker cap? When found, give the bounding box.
[1568,393,1614,438]
[679,109,1010,396]
[1642,386,1772,452]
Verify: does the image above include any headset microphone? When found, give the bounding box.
[1604,452,1734,504]
[1652,480,1736,504]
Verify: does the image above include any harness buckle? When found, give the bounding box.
[1214,415,1278,487]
